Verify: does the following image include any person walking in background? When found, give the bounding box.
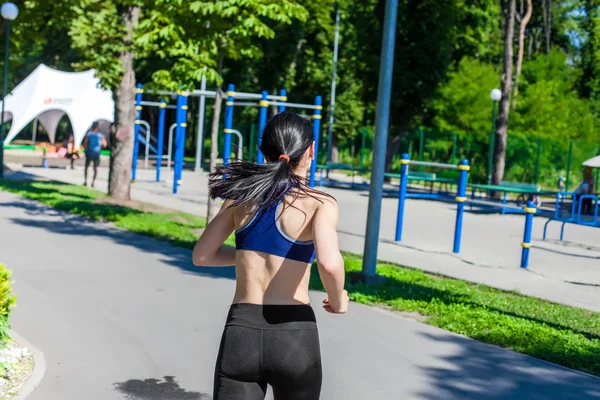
[82,121,106,188]
[193,112,348,400]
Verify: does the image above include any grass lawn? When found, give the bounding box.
[1,178,599,377]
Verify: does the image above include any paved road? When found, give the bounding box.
[1,190,600,399]
[17,166,600,312]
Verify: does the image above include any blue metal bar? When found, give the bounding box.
[257,90,268,164]
[395,153,410,241]
[172,93,184,194]
[577,194,599,225]
[278,89,287,113]
[132,83,143,180]
[178,94,189,185]
[156,100,166,182]
[453,159,470,253]
[309,96,323,188]
[362,0,399,278]
[223,83,235,165]
[521,200,536,268]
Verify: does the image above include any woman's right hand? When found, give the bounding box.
[323,290,349,314]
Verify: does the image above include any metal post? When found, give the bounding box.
[534,138,542,184]
[0,20,11,179]
[361,0,398,279]
[178,93,189,184]
[453,159,470,253]
[565,140,573,192]
[278,89,287,113]
[360,128,367,170]
[194,72,207,171]
[173,93,184,194]
[32,119,38,144]
[223,84,235,165]
[418,129,424,171]
[156,100,166,182]
[309,96,323,188]
[521,200,536,269]
[257,91,269,164]
[451,132,457,165]
[132,83,143,181]
[249,124,256,161]
[395,153,410,241]
[487,100,498,185]
[326,3,341,164]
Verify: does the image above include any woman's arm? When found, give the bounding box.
[192,200,236,267]
[312,199,348,314]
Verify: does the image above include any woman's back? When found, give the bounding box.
[192,111,347,400]
[232,192,331,305]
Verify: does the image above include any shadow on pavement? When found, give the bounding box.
[2,197,236,281]
[114,376,211,400]
[416,331,600,400]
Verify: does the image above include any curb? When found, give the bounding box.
[10,330,46,400]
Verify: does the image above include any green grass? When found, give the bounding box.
[1,179,599,376]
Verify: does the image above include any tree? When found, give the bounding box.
[513,0,533,110]
[493,0,517,185]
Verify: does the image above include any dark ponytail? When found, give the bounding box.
[209,112,326,212]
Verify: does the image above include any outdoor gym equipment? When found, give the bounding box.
[394,153,537,268]
[543,192,600,241]
[138,84,322,193]
[132,84,179,183]
[221,84,323,187]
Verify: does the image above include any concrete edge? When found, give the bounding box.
[10,329,47,400]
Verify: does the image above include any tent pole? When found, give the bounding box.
[32,118,37,144]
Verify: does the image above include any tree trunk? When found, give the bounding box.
[108,5,140,200]
[385,135,403,173]
[331,136,339,163]
[542,0,552,53]
[513,0,532,110]
[493,0,516,186]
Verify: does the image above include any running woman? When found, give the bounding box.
[193,111,348,400]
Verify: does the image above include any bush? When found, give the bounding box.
[0,264,16,346]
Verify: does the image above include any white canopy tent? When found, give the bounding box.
[583,155,600,168]
[1,64,114,147]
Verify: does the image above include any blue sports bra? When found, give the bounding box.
[235,202,316,264]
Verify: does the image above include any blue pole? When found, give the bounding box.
[361,0,399,278]
[257,90,269,164]
[132,83,143,181]
[156,100,166,182]
[453,159,470,253]
[278,89,287,113]
[172,93,184,194]
[521,200,536,268]
[309,96,323,188]
[223,84,235,165]
[177,93,189,185]
[395,153,410,241]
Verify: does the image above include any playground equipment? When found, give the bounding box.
[393,153,538,268]
[220,84,323,187]
[134,83,323,193]
[543,192,600,241]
